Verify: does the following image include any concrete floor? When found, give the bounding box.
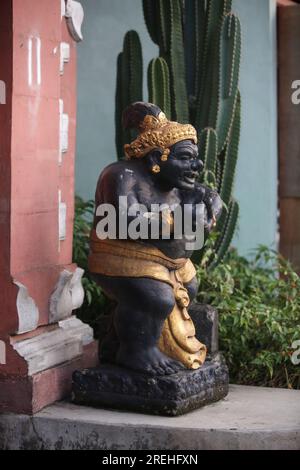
[0,385,300,450]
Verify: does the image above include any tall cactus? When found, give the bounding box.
[143,0,189,122]
[114,0,242,267]
[148,57,171,119]
[115,31,143,161]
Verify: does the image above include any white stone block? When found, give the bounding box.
[58,190,67,241]
[59,99,69,161]
[60,42,70,75]
[12,316,93,376]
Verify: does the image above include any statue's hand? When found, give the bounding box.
[181,183,222,233]
[202,188,223,233]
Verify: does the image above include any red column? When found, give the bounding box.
[0,0,97,414]
[278,0,300,273]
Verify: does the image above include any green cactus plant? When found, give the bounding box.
[198,127,218,188]
[208,13,241,153]
[115,30,143,161]
[142,0,189,122]
[148,57,171,119]
[114,0,242,267]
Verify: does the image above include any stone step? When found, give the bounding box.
[0,385,299,450]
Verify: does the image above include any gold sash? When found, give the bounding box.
[88,231,206,369]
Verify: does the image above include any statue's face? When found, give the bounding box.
[157,140,203,190]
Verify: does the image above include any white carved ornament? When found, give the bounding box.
[49,268,85,323]
[65,0,84,42]
[13,281,39,334]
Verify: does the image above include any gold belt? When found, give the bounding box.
[88,231,196,286]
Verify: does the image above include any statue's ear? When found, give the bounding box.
[146,149,163,168]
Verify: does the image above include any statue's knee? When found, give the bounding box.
[134,279,175,317]
[151,286,175,317]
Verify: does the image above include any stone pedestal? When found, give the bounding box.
[72,354,228,417]
[0,0,97,415]
[72,303,228,416]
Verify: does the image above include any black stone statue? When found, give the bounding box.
[72,103,229,416]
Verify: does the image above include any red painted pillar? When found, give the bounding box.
[0,0,97,414]
[278,0,300,273]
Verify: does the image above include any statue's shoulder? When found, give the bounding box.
[96,160,141,197]
[100,160,138,181]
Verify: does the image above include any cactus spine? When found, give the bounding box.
[115,1,242,267]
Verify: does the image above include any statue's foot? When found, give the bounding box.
[117,346,185,376]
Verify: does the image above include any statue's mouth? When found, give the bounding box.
[182,172,197,185]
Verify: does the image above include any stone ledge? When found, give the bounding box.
[0,385,300,450]
[0,341,98,415]
[12,317,94,376]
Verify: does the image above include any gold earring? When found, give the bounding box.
[161,148,170,162]
[152,164,161,174]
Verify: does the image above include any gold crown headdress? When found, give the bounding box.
[124,112,198,160]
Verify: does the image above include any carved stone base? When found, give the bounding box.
[71,354,229,417]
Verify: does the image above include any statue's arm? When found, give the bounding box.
[96,167,161,239]
[181,183,223,232]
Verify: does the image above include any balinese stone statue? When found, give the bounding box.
[72,102,229,416]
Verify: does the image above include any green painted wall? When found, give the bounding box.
[75,0,157,200]
[76,0,278,256]
[231,0,278,255]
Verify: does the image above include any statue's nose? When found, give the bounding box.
[191,159,203,172]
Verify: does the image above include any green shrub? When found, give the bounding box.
[197,244,300,389]
[73,196,109,334]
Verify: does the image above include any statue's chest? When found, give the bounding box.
[136,185,181,210]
